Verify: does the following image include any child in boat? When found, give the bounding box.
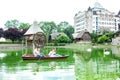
[33,47,45,57]
[48,47,61,57]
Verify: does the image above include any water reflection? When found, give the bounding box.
[0,53,6,59]
[1,47,120,80]
[112,46,120,58]
[74,48,120,80]
[0,61,75,80]
[0,50,76,80]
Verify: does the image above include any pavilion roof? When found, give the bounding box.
[24,21,43,35]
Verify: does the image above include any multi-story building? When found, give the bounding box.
[73,2,120,35]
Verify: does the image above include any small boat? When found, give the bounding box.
[22,54,69,60]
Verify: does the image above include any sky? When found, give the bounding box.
[0,0,119,28]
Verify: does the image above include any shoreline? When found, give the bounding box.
[0,43,120,51]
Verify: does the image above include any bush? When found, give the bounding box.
[45,43,54,46]
[45,43,66,46]
[57,43,66,46]
[98,35,108,43]
[0,41,22,44]
[55,34,71,43]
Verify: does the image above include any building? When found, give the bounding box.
[50,30,62,42]
[73,2,120,35]
[72,30,91,43]
[24,21,46,48]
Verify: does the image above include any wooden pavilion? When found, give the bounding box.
[24,21,46,50]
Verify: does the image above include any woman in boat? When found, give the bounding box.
[33,47,45,57]
[48,47,61,57]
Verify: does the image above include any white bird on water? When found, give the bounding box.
[116,78,120,80]
[0,53,6,59]
[104,49,110,55]
[87,48,92,52]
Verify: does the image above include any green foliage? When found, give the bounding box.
[57,43,66,46]
[54,40,58,46]
[39,21,57,42]
[91,31,114,43]
[91,31,98,43]
[57,21,70,32]
[63,26,74,42]
[45,43,65,46]
[5,19,20,28]
[55,34,71,43]
[107,32,114,40]
[45,43,55,46]
[0,41,22,44]
[57,21,74,42]
[98,35,108,43]
[18,23,30,30]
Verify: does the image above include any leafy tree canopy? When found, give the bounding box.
[4,28,22,42]
[39,21,57,42]
[5,19,20,29]
[55,33,71,43]
[57,21,70,32]
[0,28,4,37]
[18,23,30,30]
[98,35,108,43]
[63,26,74,42]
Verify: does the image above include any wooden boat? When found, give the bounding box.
[22,54,69,60]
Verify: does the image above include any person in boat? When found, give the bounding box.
[33,47,45,57]
[48,47,61,57]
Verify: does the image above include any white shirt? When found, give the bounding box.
[48,51,56,57]
[33,49,40,57]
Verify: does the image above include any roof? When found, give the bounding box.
[72,30,90,39]
[24,21,43,35]
[72,31,84,39]
[118,10,120,15]
[50,32,62,40]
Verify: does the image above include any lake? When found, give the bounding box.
[0,46,120,80]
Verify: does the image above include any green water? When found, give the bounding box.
[0,46,120,80]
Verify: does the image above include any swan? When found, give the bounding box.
[116,78,120,80]
[104,49,110,55]
[0,53,6,58]
[87,48,92,52]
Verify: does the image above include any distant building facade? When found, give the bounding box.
[73,2,120,34]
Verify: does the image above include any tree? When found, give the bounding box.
[4,28,22,42]
[107,32,114,41]
[21,28,28,35]
[0,28,4,38]
[57,21,70,32]
[55,33,71,43]
[63,26,74,42]
[91,31,98,43]
[39,21,57,42]
[18,23,30,30]
[5,19,20,29]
